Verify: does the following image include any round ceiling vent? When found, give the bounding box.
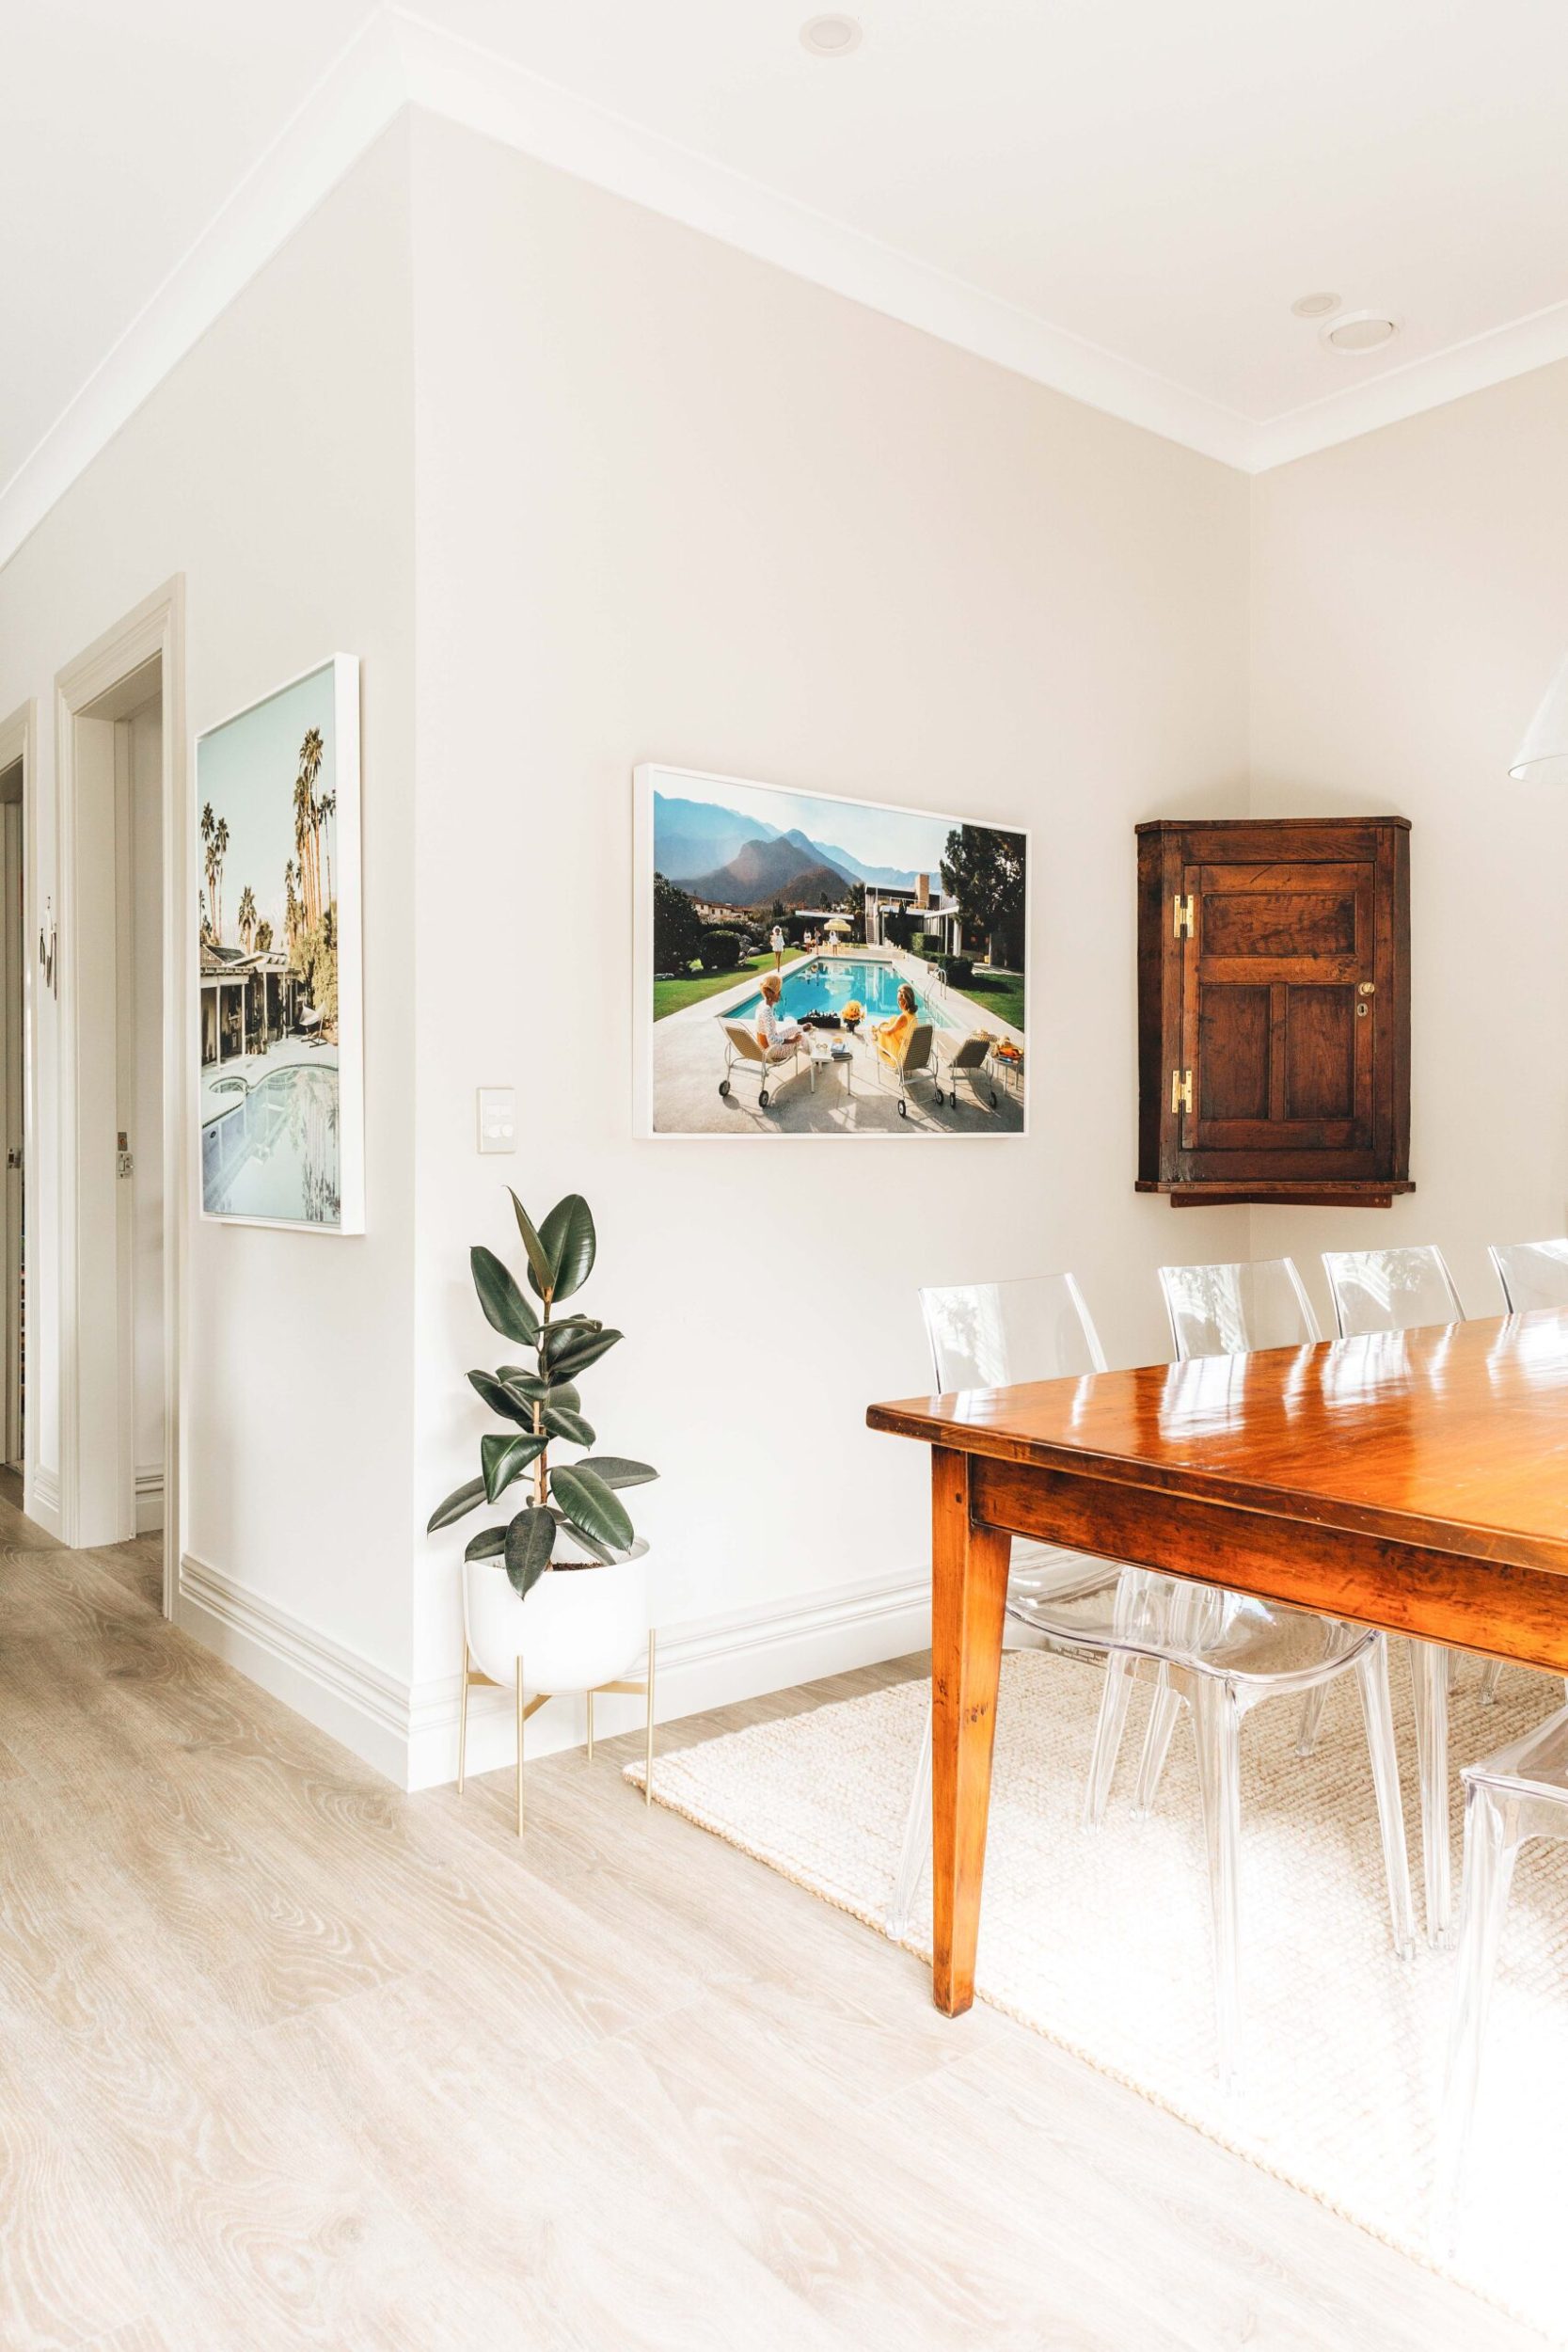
[800,14,863,56]
[1323,311,1400,354]
[1291,292,1340,319]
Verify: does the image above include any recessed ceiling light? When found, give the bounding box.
[1291,292,1340,319]
[1323,311,1400,355]
[800,14,863,56]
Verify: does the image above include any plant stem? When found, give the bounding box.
[533,1295,549,1507]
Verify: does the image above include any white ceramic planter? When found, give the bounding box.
[463,1539,650,1694]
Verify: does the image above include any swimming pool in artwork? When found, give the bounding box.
[728,959,951,1029]
[202,1062,340,1224]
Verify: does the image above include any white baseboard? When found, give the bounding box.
[27,1463,61,1538]
[176,1551,929,1794]
[135,1467,164,1535]
[177,1553,413,1786]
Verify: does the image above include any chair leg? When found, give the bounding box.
[1190,1675,1244,2091]
[1432,1784,1521,2256]
[887,1695,933,1937]
[1083,1653,1137,1829]
[1294,1683,1328,1758]
[1477,1658,1504,1706]
[1353,1639,1417,1960]
[1411,1638,1453,1947]
[1133,1673,1182,1817]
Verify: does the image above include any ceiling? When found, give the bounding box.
[5,0,1568,551]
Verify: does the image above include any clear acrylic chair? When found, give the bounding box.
[1489,1237,1568,1313]
[1433,1702,1568,2255]
[888,1276,1145,1913]
[1322,1245,1496,1947]
[890,1274,1416,2088]
[1153,1258,1330,1780]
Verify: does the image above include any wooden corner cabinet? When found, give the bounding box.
[1136,816,1413,1209]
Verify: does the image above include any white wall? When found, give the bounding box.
[1249,364,1568,1328]
[406,114,1252,1773]
[0,123,420,1750]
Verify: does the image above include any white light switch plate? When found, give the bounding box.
[477,1087,516,1153]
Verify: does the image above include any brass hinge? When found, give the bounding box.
[1171,1068,1193,1116]
[1173,894,1196,939]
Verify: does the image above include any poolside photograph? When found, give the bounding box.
[196,655,363,1229]
[634,763,1027,1137]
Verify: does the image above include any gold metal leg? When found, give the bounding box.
[645,1629,657,1807]
[586,1689,594,1763]
[456,1645,468,1796]
[515,1657,525,1837]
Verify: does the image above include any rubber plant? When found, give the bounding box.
[426,1191,657,1597]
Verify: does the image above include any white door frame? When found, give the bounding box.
[55,580,186,1613]
[0,700,36,1506]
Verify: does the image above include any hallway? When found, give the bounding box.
[0,1495,1539,2350]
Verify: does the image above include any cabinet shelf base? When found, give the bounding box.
[1137,1179,1418,1209]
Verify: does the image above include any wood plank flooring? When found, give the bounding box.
[0,1493,1546,2349]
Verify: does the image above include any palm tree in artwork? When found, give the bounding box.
[283,861,300,954]
[237,885,257,953]
[317,788,336,913]
[211,817,230,944]
[254,917,274,954]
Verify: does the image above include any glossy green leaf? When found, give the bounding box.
[577,1455,657,1490]
[548,1463,633,1554]
[504,1507,557,1597]
[544,1380,580,1413]
[498,1369,547,1400]
[426,1474,486,1532]
[541,1404,594,1448]
[467,1369,536,1428]
[482,1431,545,1503]
[509,1191,555,1300]
[538,1194,596,1302]
[470,1247,539,1345]
[556,1522,618,1565]
[543,1327,622,1381]
[464,1523,508,1561]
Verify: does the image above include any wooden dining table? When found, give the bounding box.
[867,1307,1568,2016]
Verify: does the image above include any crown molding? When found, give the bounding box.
[1246,295,1568,472]
[9,0,1568,562]
[0,11,407,570]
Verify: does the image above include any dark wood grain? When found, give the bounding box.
[870,1308,1568,2014]
[1135,815,1411,1207]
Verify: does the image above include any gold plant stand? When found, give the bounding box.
[455,1631,657,1836]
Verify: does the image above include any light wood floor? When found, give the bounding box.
[0,1497,1545,2352]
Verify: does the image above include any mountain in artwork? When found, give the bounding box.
[657,793,924,897]
[684,834,854,906]
[652,794,782,881]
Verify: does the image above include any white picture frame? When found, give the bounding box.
[635,761,1028,1140]
[194,654,363,1231]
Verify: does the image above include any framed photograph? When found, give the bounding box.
[634,763,1027,1138]
[195,655,363,1230]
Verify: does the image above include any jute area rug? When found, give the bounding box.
[626,1648,1568,2344]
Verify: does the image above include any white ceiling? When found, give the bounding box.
[5,0,1568,553]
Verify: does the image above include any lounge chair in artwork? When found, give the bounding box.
[879,1021,942,1118]
[941,1030,999,1110]
[719,1022,807,1110]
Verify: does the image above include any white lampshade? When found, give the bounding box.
[1510,647,1568,784]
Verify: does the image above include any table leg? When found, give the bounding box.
[930,1444,1012,2015]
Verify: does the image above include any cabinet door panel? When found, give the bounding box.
[1286,986,1357,1120]
[1197,986,1269,1121]
[1182,858,1375,1160]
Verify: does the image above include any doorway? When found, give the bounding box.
[55,583,184,1611]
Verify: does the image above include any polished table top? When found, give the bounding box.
[866,1308,1568,1577]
